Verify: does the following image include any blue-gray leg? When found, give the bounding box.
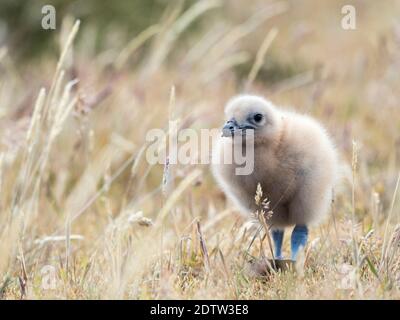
[271,229,284,260]
[291,225,308,260]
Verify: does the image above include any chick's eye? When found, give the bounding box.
[253,113,263,123]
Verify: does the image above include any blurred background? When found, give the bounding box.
[0,0,399,299]
[0,0,201,60]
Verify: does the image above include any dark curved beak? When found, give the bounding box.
[221,119,238,137]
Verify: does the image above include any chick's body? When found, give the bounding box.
[212,95,338,229]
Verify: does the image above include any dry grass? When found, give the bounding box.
[0,0,400,299]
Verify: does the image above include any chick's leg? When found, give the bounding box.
[271,229,284,259]
[290,225,308,260]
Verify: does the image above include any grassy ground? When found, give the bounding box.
[0,0,400,299]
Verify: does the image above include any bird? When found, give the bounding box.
[212,95,339,261]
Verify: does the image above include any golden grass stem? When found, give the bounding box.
[245,28,278,90]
